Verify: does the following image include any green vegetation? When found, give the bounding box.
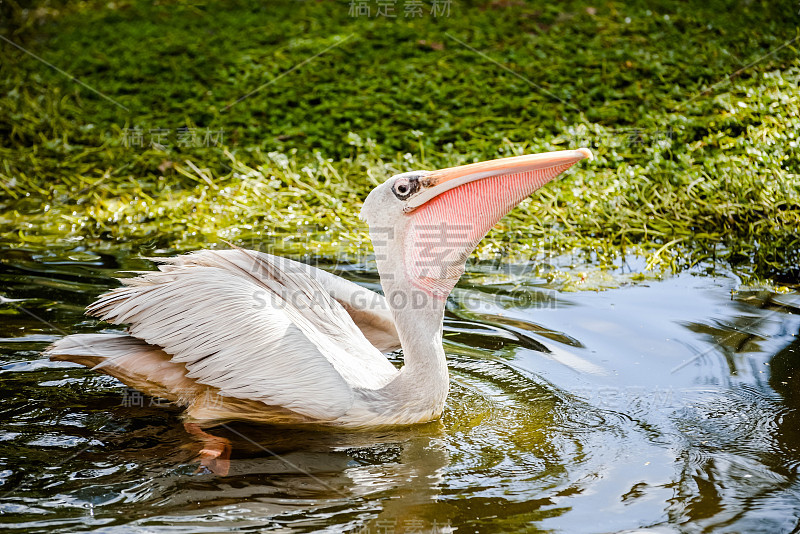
[1,0,798,283]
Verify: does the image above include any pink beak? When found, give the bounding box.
[404,148,592,298]
[406,148,593,211]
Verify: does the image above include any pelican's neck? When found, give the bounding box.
[377,260,450,409]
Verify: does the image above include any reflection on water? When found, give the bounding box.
[0,244,798,533]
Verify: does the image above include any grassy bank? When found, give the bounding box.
[1,0,798,283]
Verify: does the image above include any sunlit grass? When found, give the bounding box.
[1,0,798,284]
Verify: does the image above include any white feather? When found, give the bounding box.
[85,249,398,421]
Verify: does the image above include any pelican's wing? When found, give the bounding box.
[268,254,400,352]
[87,249,399,420]
[152,250,400,352]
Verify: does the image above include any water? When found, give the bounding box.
[1,244,799,533]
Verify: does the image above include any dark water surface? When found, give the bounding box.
[1,245,799,533]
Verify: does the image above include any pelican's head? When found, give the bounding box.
[361,148,593,299]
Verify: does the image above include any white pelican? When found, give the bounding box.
[47,149,592,431]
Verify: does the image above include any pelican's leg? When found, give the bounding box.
[184,423,232,476]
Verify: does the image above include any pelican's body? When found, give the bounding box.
[47,149,592,429]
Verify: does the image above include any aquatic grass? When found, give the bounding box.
[0,0,798,285]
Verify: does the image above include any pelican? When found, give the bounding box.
[47,149,592,431]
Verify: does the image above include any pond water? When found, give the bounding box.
[1,245,798,533]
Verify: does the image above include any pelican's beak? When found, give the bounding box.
[406,148,593,211]
[402,148,592,298]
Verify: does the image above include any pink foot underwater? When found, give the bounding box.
[184,423,232,476]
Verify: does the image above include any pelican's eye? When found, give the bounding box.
[392,176,420,200]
